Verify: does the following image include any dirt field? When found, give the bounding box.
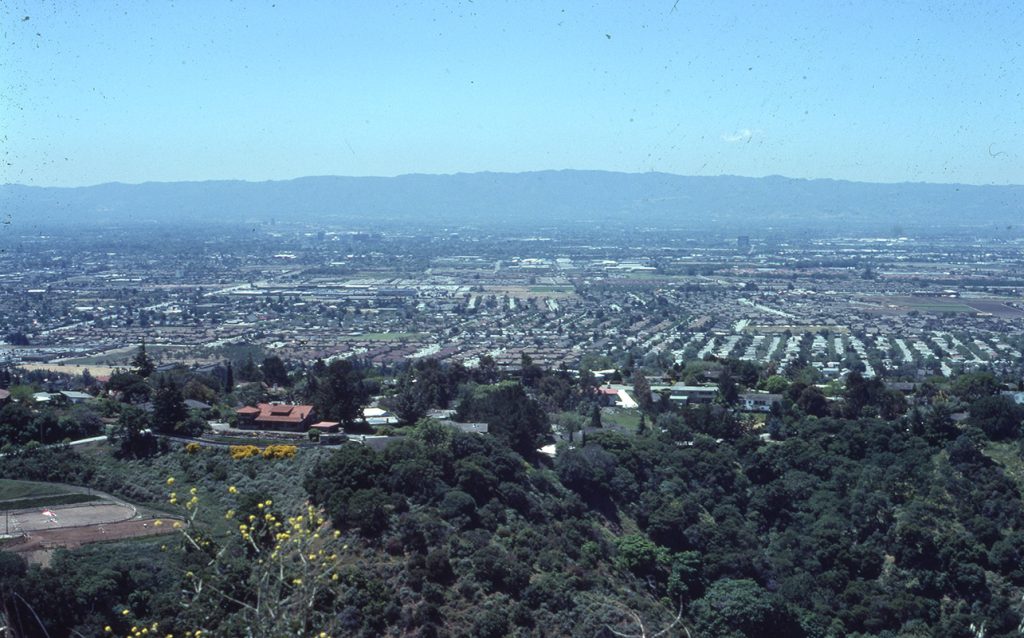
[0,485,184,564]
[17,362,120,377]
[2,518,180,565]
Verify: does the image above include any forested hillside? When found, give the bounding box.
[3,366,1024,636]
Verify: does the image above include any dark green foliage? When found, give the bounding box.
[5,331,29,346]
[151,375,187,434]
[633,371,653,413]
[106,371,151,403]
[236,354,263,382]
[304,443,384,508]
[556,443,616,498]
[0,541,178,638]
[110,404,159,457]
[969,394,1024,440]
[9,367,1024,637]
[260,354,290,387]
[691,578,802,637]
[951,371,1002,402]
[389,371,430,424]
[0,444,96,484]
[455,381,551,456]
[796,385,829,417]
[718,369,739,405]
[130,341,156,378]
[0,400,34,445]
[843,370,908,419]
[312,358,368,426]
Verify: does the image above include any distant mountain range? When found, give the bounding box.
[2,170,1021,232]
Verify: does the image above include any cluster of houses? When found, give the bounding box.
[596,382,782,413]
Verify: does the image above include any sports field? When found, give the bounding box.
[5,502,134,533]
[0,482,181,563]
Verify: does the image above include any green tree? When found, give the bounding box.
[390,371,429,424]
[314,359,368,426]
[130,340,155,378]
[691,578,802,637]
[0,401,34,445]
[633,371,653,414]
[456,381,551,456]
[764,375,790,394]
[718,370,739,405]
[109,405,156,457]
[106,371,151,403]
[590,403,603,430]
[224,361,235,393]
[796,386,829,417]
[951,371,1001,402]
[152,375,188,434]
[519,352,543,388]
[474,354,500,384]
[969,394,1024,440]
[261,355,290,387]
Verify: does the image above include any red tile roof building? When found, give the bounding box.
[236,403,317,432]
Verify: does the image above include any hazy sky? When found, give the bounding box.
[2,1,1021,186]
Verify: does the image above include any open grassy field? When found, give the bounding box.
[0,479,78,501]
[0,494,100,510]
[599,408,642,433]
[985,441,1024,491]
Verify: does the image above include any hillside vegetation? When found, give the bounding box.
[3,366,1024,636]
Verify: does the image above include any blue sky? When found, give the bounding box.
[2,1,1021,186]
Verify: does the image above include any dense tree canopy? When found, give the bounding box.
[6,365,1024,637]
[455,381,551,456]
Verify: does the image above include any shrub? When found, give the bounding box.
[262,444,298,459]
[230,445,261,460]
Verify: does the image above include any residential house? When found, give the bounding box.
[236,403,317,432]
[739,392,782,413]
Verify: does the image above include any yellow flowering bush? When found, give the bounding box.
[229,444,261,460]
[155,476,346,637]
[229,444,298,460]
[261,444,298,459]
